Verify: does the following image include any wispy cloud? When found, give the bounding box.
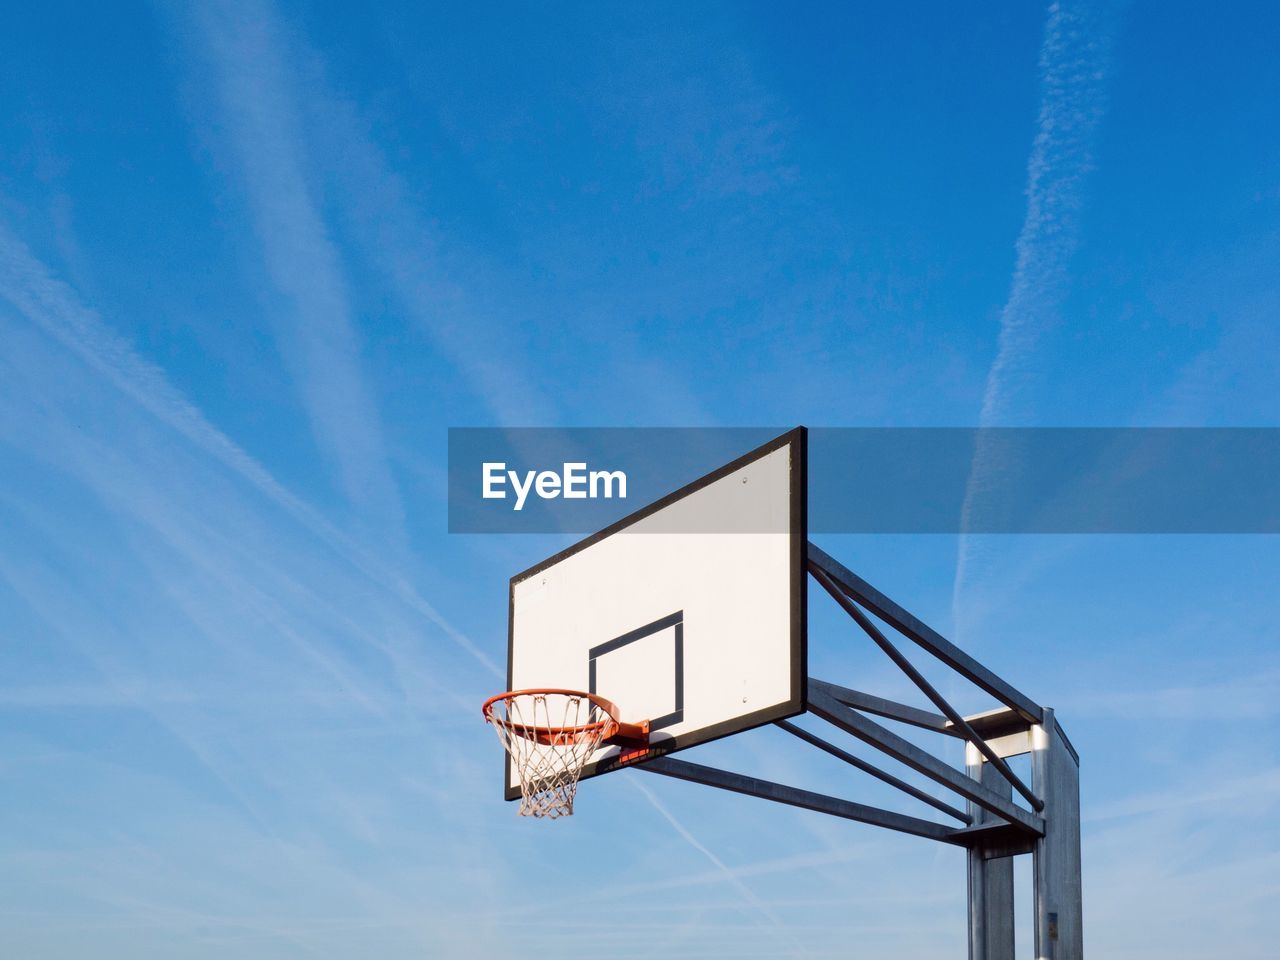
[173,0,406,545]
[624,775,808,959]
[952,0,1122,643]
[298,89,559,427]
[978,0,1121,425]
[1082,762,1280,959]
[0,228,523,950]
[1069,669,1280,722]
[0,220,499,679]
[1087,766,1280,824]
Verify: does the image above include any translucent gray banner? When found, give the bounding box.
[448,428,1280,534]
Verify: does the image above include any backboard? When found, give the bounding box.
[504,428,807,800]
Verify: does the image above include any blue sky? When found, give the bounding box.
[2,1,1278,957]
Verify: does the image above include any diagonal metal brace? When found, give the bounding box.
[776,720,971,823]
[817,681,964,738]
[807,543,1042,724]
[638,756,959,844]
[809,562,1043,812]
[808,681,1045,835]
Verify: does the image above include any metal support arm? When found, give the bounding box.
[808,681,1044,836]
[638,756,1034,852]
[639,756,959,844]
[809,562,1043,812]
[775,720,971,824]
[807,543,1042,724]
[817,680,963,738]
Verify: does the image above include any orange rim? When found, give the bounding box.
[482,689,648,747]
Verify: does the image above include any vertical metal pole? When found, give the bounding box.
[1031,708,1083,960]
[967,758,1015,960]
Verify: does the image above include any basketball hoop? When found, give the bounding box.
[482,689,649,818]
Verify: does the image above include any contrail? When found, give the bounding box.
[0,221,501,680]
[182,0,408,546]
[626,775,810,958]
[981,0,1122,424]
[952,1,1123,642]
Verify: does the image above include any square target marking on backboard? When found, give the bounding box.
[589,611,684,732]
[504,428,807,800]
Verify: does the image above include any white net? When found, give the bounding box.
[485,692,612,819]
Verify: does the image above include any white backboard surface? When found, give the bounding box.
[505,429,807,798]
